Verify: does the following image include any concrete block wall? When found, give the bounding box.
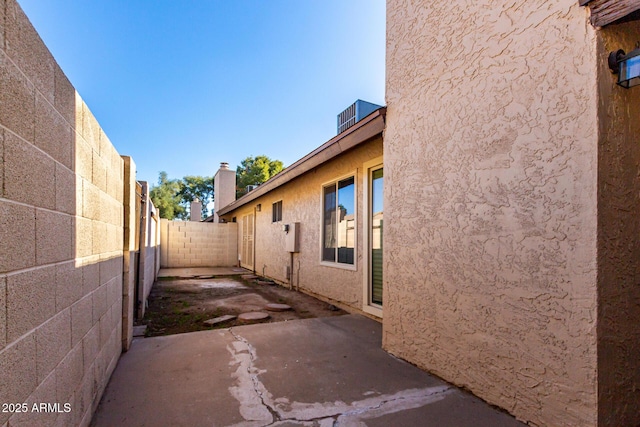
[0,1,124,425]
[137,182,160,318]
[160,219,238,268]
[121,157,136,351]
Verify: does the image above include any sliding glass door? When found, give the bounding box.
[370,167,383,306]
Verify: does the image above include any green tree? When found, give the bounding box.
[149,171,185,220]
[149,172,215,220]
[178,175,215,218]
[236,155,284,197]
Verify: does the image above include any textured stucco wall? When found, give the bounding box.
[0,1,124,425]
[160,220,238,268]
[385,1,599,425]
[223,138,383,314]
[596,21,640,427]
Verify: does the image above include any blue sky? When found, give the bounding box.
[18,0,386,185]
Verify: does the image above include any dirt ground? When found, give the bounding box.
[141,275,345,337]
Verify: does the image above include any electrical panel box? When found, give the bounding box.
[285,222,300,253]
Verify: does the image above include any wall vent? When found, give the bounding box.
[337,100,383,134]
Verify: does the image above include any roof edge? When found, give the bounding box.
[218,107,386,217]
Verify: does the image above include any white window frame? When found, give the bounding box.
[319,171,357,271]
[272,200,283,223]
[362,157,383,318]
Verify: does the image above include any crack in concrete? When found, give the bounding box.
[226,328,455,427]
[228,328,282,426]
[270,385,454,425]
[332,386,454,425]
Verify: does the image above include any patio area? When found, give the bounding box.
[91,315,525,426]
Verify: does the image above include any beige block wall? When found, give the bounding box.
[0,1,124,425]
[142,211,159,301]
[385,1,599,426]
[160,219,238,268]
[596,22,640,426]
[121,157,136,351]
[222,138,383,314]
[137,182,160,318]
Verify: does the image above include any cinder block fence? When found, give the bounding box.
[160,219,238,268]
[0,1,158,425]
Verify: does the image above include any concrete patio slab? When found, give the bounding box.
[92,315,525,426]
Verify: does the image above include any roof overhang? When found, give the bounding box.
[217,107,386,217]
[580,0,640,27]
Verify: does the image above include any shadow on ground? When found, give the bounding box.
[93,315,526,427]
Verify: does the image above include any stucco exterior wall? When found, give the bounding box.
[595,22,640,427]
[385,1,599,425]
[0,1,124,425]
[160,219,238,268]
[222,137,383,314]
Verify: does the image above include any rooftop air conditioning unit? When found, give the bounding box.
[246,184,257,192]
[337,99,383,134]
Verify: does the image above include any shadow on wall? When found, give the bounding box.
[133,180,161,319]
[0,0,130,425]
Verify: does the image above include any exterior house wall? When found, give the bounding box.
[222,137,383,314]
[160,219,238,268]
[595,21,640,426]
[385,1,600,426]
[0,1,125,425]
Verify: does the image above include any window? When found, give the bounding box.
[272,200,282,222]
[322,176,355,265]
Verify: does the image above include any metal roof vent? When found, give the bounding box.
[337,100,383,134]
